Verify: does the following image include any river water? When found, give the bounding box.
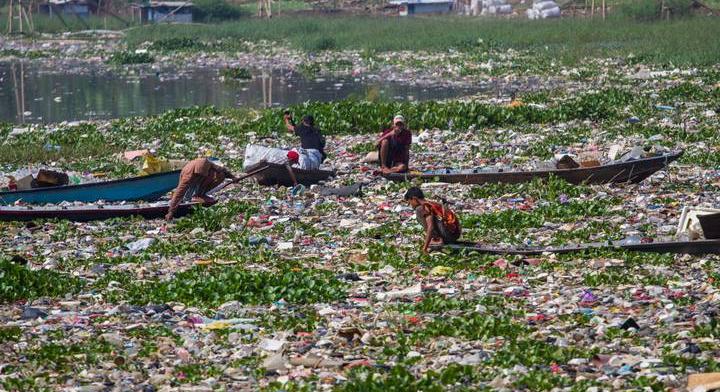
[0,61,484,124]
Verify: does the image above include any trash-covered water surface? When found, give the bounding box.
[1,38,720,391]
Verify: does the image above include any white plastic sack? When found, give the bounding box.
[533,1,557,11]
[243,144,322,171]
[540,6,560,18]
[496,4,512,14]
[526,8,539,19]
[482,0,505,6]
[296,148,322,171]
[126,238,155,254]
[243,144,290,170]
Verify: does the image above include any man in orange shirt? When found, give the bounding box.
[404,187,461,253]
[165,157,237,221]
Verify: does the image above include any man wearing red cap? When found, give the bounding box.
[377,115,411,174]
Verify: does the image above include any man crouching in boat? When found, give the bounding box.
[404,187,461,254]
[165,157,237,221]
[378,115,411,174]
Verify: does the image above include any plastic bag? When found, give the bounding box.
[243,145,290,169]
[540,6,560,18]
[140,154,170,176]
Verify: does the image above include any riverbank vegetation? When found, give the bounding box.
[124,15,720,66]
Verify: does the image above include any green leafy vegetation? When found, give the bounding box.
[125,16,720,65]
[149,37,206,52]
[336,363,485,392]
[192,0,247,21]
[106,51,154,65]
[220,66,253,80]
[619,0,694,21]
[0,326,22,343]
[0,259,85,303]
[123,265,347,308]
[173,201,258,233]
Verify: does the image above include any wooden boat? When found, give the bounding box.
[433,238,720,255]
[0,201,211,222]
[699,212,720,239]
[0,170,181,204]
[383,151,682,185]
[244,161,335,187]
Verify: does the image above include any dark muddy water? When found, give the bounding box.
[0,61,485,124]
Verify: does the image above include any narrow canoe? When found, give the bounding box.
[0,201,211,222]
[0,170,181,205]
[433,238,720,255]
[384,151,682,185]
[244,161,335,187]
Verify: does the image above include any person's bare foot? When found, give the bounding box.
[429,238,444,247]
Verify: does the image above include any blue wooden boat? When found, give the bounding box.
[0,170,181,204]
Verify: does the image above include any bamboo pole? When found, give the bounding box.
[601,0,605,19]
[19,62,25,123]
[22,4,34,33]
[26,3,34,32]
[268,72,272,107]
[11,64,21,120]
[7,0,13,34]
[590,0,595,17]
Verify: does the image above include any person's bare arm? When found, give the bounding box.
[422,214,435,253]
[221,167,237,182]
[382,163,407,174]
[165,177,191,221]
[284,114,296,133]
[376,132,392,144]
[377,127,399,144]
[285,163,298,187]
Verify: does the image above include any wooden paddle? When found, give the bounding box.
[208,164,271,195]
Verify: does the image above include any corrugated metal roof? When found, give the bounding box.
[47,0,89,5]
[141,1,193,8]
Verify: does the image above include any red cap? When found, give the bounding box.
[287,150,300,162]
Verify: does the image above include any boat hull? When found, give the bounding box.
[245,162,335,187]
[435,238,720,255]
[0,170,181,204]
[0,201,209,222]
[384,151,682,185]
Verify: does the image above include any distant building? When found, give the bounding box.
[39,0,91,18]
[135,1,194,23]
[389,0,454,15]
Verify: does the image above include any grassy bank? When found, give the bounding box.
[125,15,720,65]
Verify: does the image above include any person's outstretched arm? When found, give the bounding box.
[165,177,191,221]
[284,113,296,133]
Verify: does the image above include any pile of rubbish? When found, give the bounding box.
[1,168,93,191]
[1,44,720,390]
[527,0,561,19]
